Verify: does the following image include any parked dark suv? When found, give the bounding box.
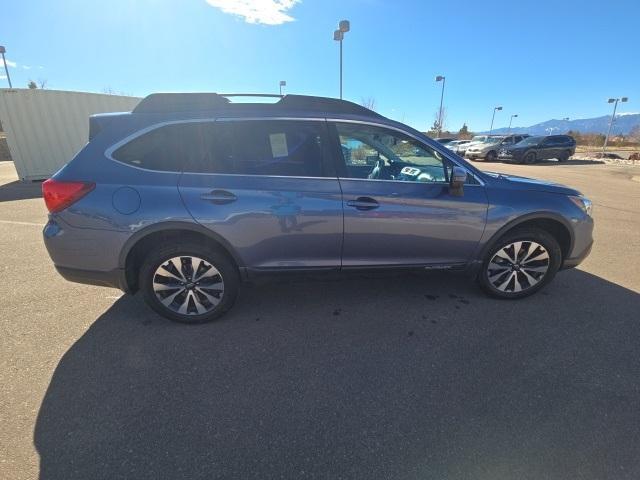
[42,94,593,323]
[498,135,576,164]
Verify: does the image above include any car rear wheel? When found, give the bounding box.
[524,151,537,164]
[558,151,570,162]
[139,242,239,323]
[486,150,497,162]
[478,228,561,299]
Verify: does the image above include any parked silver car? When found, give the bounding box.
[465,135,529,162]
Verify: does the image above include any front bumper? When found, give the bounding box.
[562,240,593,270]
[465,151,488,160]
[498,153,523,163]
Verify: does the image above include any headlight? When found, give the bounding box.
[569,195,593,216]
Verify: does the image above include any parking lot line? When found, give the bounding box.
[0,219,45,227]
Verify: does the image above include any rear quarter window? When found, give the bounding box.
[112,123,203,172]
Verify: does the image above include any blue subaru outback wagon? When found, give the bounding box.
[42,93,593,323]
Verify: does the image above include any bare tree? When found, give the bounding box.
[432,106,447,133]
[360,97,376,111]
[38,78,48,89]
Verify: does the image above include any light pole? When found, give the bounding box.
[508,114,518,134]
[0,46,12,88]
[333,20,350,99]
[435,75,445,136]
[488,106,502,136]
[603,97,628,154]
[279,80,286,96]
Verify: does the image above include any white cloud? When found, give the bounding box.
[22,65,32,70]
[0,75,6,80]
[2,59,17,68]
[205,0,300,25]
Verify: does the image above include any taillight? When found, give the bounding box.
[42,179,95,213]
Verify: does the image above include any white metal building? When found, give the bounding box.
[0,89,140,181]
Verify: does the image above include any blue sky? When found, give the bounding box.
[2,0,638,132]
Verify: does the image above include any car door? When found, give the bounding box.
[540,136,557,160]
[329,121,488,267]
[178,119,343,270]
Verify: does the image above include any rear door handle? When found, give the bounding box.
[346,196,380,211]
[200,189,237,204]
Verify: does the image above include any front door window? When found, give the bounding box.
[336,123,448,183]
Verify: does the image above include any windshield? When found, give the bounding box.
[516,136,543,146]
[485,137,505,144]
[470,135,488,142]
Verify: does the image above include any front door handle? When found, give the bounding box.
[200,189,237,204]
[346,196,380,211]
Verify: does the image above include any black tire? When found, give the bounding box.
[524,151,537,164]
[486,150,497,162]
[558,151,570,162]
[477,228,562,299]
[139,242,239,323]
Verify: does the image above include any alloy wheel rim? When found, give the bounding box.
[152,256,224,315]
[487,241,550,293]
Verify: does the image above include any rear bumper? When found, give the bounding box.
[43,215,130,292]
[55,265,129,291]
[465,152,487,160]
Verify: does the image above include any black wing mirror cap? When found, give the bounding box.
[450,166,467,196]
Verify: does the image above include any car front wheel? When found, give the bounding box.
[478,228,562,299]
[524,151,537,164]
[139,243,239,323]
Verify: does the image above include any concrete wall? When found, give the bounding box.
[0,89,140,181]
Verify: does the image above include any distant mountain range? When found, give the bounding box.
[484,113,640,136]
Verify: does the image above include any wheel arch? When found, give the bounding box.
[119,221,245,293]
[478,212,574,263]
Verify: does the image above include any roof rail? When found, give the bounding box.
[132,92,383,118]
[276,95,384,118]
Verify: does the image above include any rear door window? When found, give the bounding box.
[189,120,328,177]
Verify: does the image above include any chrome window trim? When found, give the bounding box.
[103,116,485,186]
[104,117,328,175]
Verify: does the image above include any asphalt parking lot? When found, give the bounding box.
[1,158,639,480]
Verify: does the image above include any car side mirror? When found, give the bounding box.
[450,166,467,196]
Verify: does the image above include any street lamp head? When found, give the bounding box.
[0,46,5,54]
[495,106,503,111]
[435,75,444,82]
[512,114,518,118]
[621,97,628,103]
[279,80,286,86]
[339,20,350,32]
[333,29,343,41]
[607,98,616,103]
